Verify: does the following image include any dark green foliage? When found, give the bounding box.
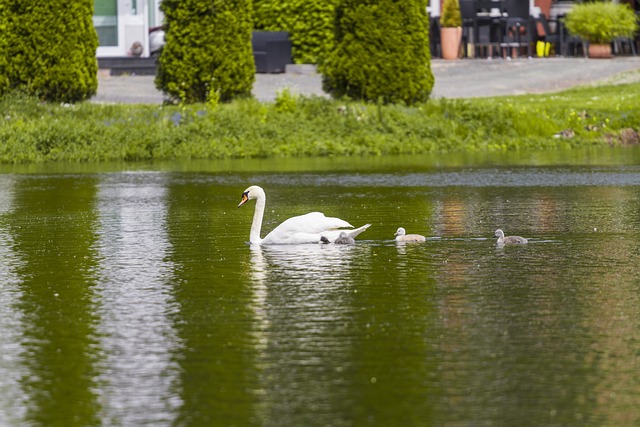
[564,2,638,44]
[0,0,98,103]
[156,0,255,103]
[253,0,338,64]
[321,0,434,105]
[1,81,639,163]
[440,0,462,27]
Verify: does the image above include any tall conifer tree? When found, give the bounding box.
[0,0,98,103]
[156,0,255,103]
[321,0,434,104]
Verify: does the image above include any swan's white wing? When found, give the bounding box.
[262,212,354,244]
[320,224,371,243]
[267,232,329,245]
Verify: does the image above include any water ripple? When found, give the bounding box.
[211,166,640,188]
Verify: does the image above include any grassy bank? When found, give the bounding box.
[0,81,638,163]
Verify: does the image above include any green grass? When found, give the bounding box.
[0,80,638,163]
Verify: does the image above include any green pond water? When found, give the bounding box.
[1,148,639,426]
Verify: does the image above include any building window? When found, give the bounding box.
[94,0,118,46]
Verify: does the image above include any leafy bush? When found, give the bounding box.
[253,0,338,64]
[440,0,462,28]
[565,2,638,44]
[2,80,639,163]
[0,0,98,103]
[156,0,255,103]
[321,0,434,105]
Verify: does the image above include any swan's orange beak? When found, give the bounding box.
[238,192,249,207]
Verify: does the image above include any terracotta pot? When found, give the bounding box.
[440,27,462,60]
[587,43,612,58]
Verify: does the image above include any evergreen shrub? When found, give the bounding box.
[320,0,434,105]
[156,0,255,103]
[564,2,638,44]
[0,0,98,103]
[253,0,338,64]
[440,0,462,28]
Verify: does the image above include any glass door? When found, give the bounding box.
[94,0,125,56]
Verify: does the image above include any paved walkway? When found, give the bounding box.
[93,57,640,104]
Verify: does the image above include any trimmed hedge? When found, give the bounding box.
[320,0,434,105]
[253,0,338,64]
[156,0,255,103]
[0,0,98,103]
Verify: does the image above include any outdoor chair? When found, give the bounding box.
[613,36,637,56]
[429,15,442,58]
[613,11,640,56]
[459,0,477,57]
[469,0,504,58]
[557,17,587,57]
[500,0,533,58]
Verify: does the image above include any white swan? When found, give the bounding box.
[238,185,371,245]
[494,229,528,245]
[394,227,426,242]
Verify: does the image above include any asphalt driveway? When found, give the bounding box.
[93,57,640,104]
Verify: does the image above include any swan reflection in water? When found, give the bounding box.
[246,243,370,420]
[247,241,367,338]
[247,242,369,326]
[249,242,367,283]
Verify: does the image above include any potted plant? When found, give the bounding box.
[439,0,463,60]
[564,1,639,58]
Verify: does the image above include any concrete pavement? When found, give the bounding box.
[92,57,640,104]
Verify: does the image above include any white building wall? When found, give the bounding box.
[96,0,163,58]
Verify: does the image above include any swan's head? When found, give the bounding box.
[238,185,265,207]
[394,227,406,237]
[494,229,505,238]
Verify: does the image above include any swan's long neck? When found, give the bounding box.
[250,193,266,245]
